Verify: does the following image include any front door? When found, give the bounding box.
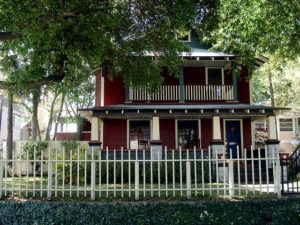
[225,121,241,158]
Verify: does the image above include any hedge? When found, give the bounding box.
[0,199,299,224]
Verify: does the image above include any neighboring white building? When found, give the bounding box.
[0,97,30,158]
[253,109,300,153]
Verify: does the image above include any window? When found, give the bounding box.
[206,68,224,85]
[279,118,293,131]
[129,121,150,149]
[58,123,78,133]
[13,115,21,129]
[178,120,199,149]
[297,118,300,137]
[254,119,267,131]
[177,32,191,42]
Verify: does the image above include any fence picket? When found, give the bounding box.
[1,144,282,200]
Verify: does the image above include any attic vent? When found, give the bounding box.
[177,32,191,42]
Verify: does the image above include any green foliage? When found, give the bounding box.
[20,141,48,160]
[0,199,299,224]
[252,57,300,107]
[201,0,300,71]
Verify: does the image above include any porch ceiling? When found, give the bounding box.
[80,104,289,118]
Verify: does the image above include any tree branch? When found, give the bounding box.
[0,32,22,41]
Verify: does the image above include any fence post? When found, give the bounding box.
[91,148,95,200]
[0,160,3,199]
[135,161,139,200]
[186,160,191,200]
[47,148,52,200]
[275,149,281,198]
[229,159,235,197]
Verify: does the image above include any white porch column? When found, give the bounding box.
[267,116,278,140]
[91,117,100,141]
[211,116,224,174]
[212,116,221,140]
[266,115,279,168]
[150,116,162,160]
[152,116,160,140]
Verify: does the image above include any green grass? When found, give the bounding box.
[1,176,277,201]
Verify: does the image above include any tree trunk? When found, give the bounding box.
[268,65,275,107]
[53,93,65,141]
[6,92,13,161]
[45,92,59,140]
[32,89,40,141]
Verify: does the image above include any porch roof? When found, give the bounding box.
[80,104,289,118]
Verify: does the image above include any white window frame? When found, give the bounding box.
[205,67,224,85]
[127,119,152,149]
[279,118,294,132]
[175,119,201,149]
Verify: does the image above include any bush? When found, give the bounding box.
[20,141,48,160]
[0,199,299,224]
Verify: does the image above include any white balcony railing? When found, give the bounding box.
[129,85,234,101]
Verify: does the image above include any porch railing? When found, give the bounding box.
[0,145,281,200]
[129,85,234,101]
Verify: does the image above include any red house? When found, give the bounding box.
[80,31,285,159]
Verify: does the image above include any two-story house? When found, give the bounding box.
[80,31,286,159]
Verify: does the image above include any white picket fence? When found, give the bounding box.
[0,146,281,200]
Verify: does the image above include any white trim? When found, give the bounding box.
[205,67,224,85]
[223,119,244,157]
[126,119,152,149]
[99,118,104,149]
[100,75,105,107]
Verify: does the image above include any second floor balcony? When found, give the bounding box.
[129,84,234,102]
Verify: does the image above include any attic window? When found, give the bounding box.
[178,32,191,42]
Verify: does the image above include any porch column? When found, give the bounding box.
[233,76,238,101]
[150,116,162,159]
[266,115,279,168]
[125,87,130,103]
[179,66,185,102]
[211,116,225,169]
[89,117,102,148]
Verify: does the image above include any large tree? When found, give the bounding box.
[0,0,205,92]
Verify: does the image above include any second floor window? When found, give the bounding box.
[206,68,224,85]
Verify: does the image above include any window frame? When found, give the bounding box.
[205,67,224,85]
[279,118,294,132]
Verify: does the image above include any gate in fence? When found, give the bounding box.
[0,146,281,200]
[281,144,300,195]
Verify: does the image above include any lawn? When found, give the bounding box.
[1,176,277,201]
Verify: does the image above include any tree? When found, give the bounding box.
[0,0,204,92]
[199,0,300,72]
[251,57,300,107]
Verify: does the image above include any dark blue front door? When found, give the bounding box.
[226,121,241,159]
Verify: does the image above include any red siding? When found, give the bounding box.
[243,118,252,150]
[95,70,102,107]
[162,68,179,85]
[103,119,127,149]
[201,119,212,149]
[184,67,205,85]
[237,68,250,104]
[224,69,233,85]
[104,75,125,106]
[56,133,77,141]
[160,119,176,149]
[81,133,91,141]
